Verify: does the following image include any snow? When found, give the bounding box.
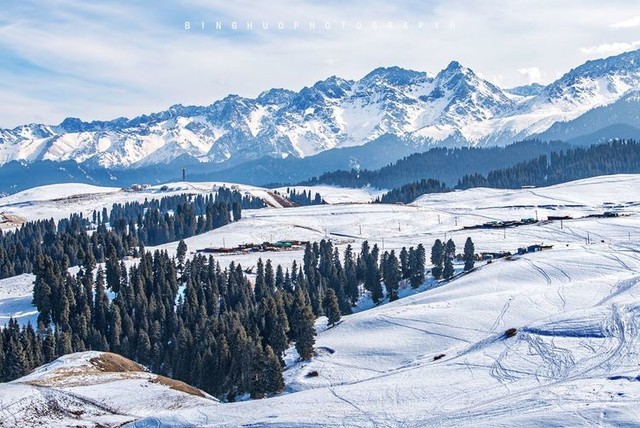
[0,181,287,223]
[131,242,640,426]
[0,352,218,427]
[142,174,640,426]
[0,183,121,206]
[2,174,640,425]
[0,274,37,327]
[274,185,386,204]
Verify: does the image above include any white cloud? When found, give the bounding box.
[517,67,543,84]
[2,0,640,127]
[610,16,640,28]
[580,40,640,55]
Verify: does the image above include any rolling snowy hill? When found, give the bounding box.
[0,351,217,427]
[2,175,640,426]
[2,50,640,172]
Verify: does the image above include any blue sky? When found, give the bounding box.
[1,0,640,128]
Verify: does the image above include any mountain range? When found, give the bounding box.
[2,49,640,176]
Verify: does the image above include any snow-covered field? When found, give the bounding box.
[0,274,37,326]
[0,352,217,427]
[137,242,640,427]
[2,174,640,426]
[0,181,289,225]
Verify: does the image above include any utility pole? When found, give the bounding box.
[398,221,401,232]
[455,217,458,227]
[561,219,563,229]
[438,214,441,224]
[503,227,506,240]
[535,210,538,221]
[359,224,362,235]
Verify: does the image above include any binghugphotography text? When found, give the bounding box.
[184,19,456,32]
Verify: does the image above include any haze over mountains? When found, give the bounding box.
[2,49,640,174]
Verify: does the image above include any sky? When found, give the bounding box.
[1,0,640,128]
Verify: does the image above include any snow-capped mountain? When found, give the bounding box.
[2,49,640,169]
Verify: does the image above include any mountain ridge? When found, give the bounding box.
[2,49,640,169]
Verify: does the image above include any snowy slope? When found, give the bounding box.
[0,351,217,427]
[131,242,640,427]
[142,175,640,425]
[2,175,640,426]
[0,274,37,327]
[0,181,287,224]
[274,185,386,204]
[3,50,640,169]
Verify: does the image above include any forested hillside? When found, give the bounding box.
[301,140,567,189]
[378,140,640,203]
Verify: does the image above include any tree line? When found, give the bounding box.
[0,236,439,399]
[457,139,640,189]
[282,189,325,206]
[299,140,565,189]
[0,190,246,280]
[378,140,640,203]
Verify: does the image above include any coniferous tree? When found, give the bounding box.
[323,288,342,326]
[383,250,401,301]
[3,323,28,380]
[431,240,444,279]
[443,239,456,279]
[263,345,284,394]
[399,247,410,279]
[292,290,316,360]
[177,240,188,272]
[343,245,359,304]
[105,248,121,293]
[410,244,426,288]
[254,258,266,302]
[463,237,475,272]
[250,343,266,399]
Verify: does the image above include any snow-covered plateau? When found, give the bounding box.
[1,175,640,426]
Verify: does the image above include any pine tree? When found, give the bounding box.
[367,260,383,304]
[431,240,444,279]
[411,244,426,288]
[323,288,341,326]
[383,250,401,301]
[250,343,266,399]
[292,291,316,360]
[463,237,475,272]
[254,258,267,302]
[263,345,284,394]
[399,247,410,279]
[3,332,28,380]
[93,268,109,336]
[105,248,122,293]
[443,239,456,279]
[177,240,188,274]
[343,245,359,304]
